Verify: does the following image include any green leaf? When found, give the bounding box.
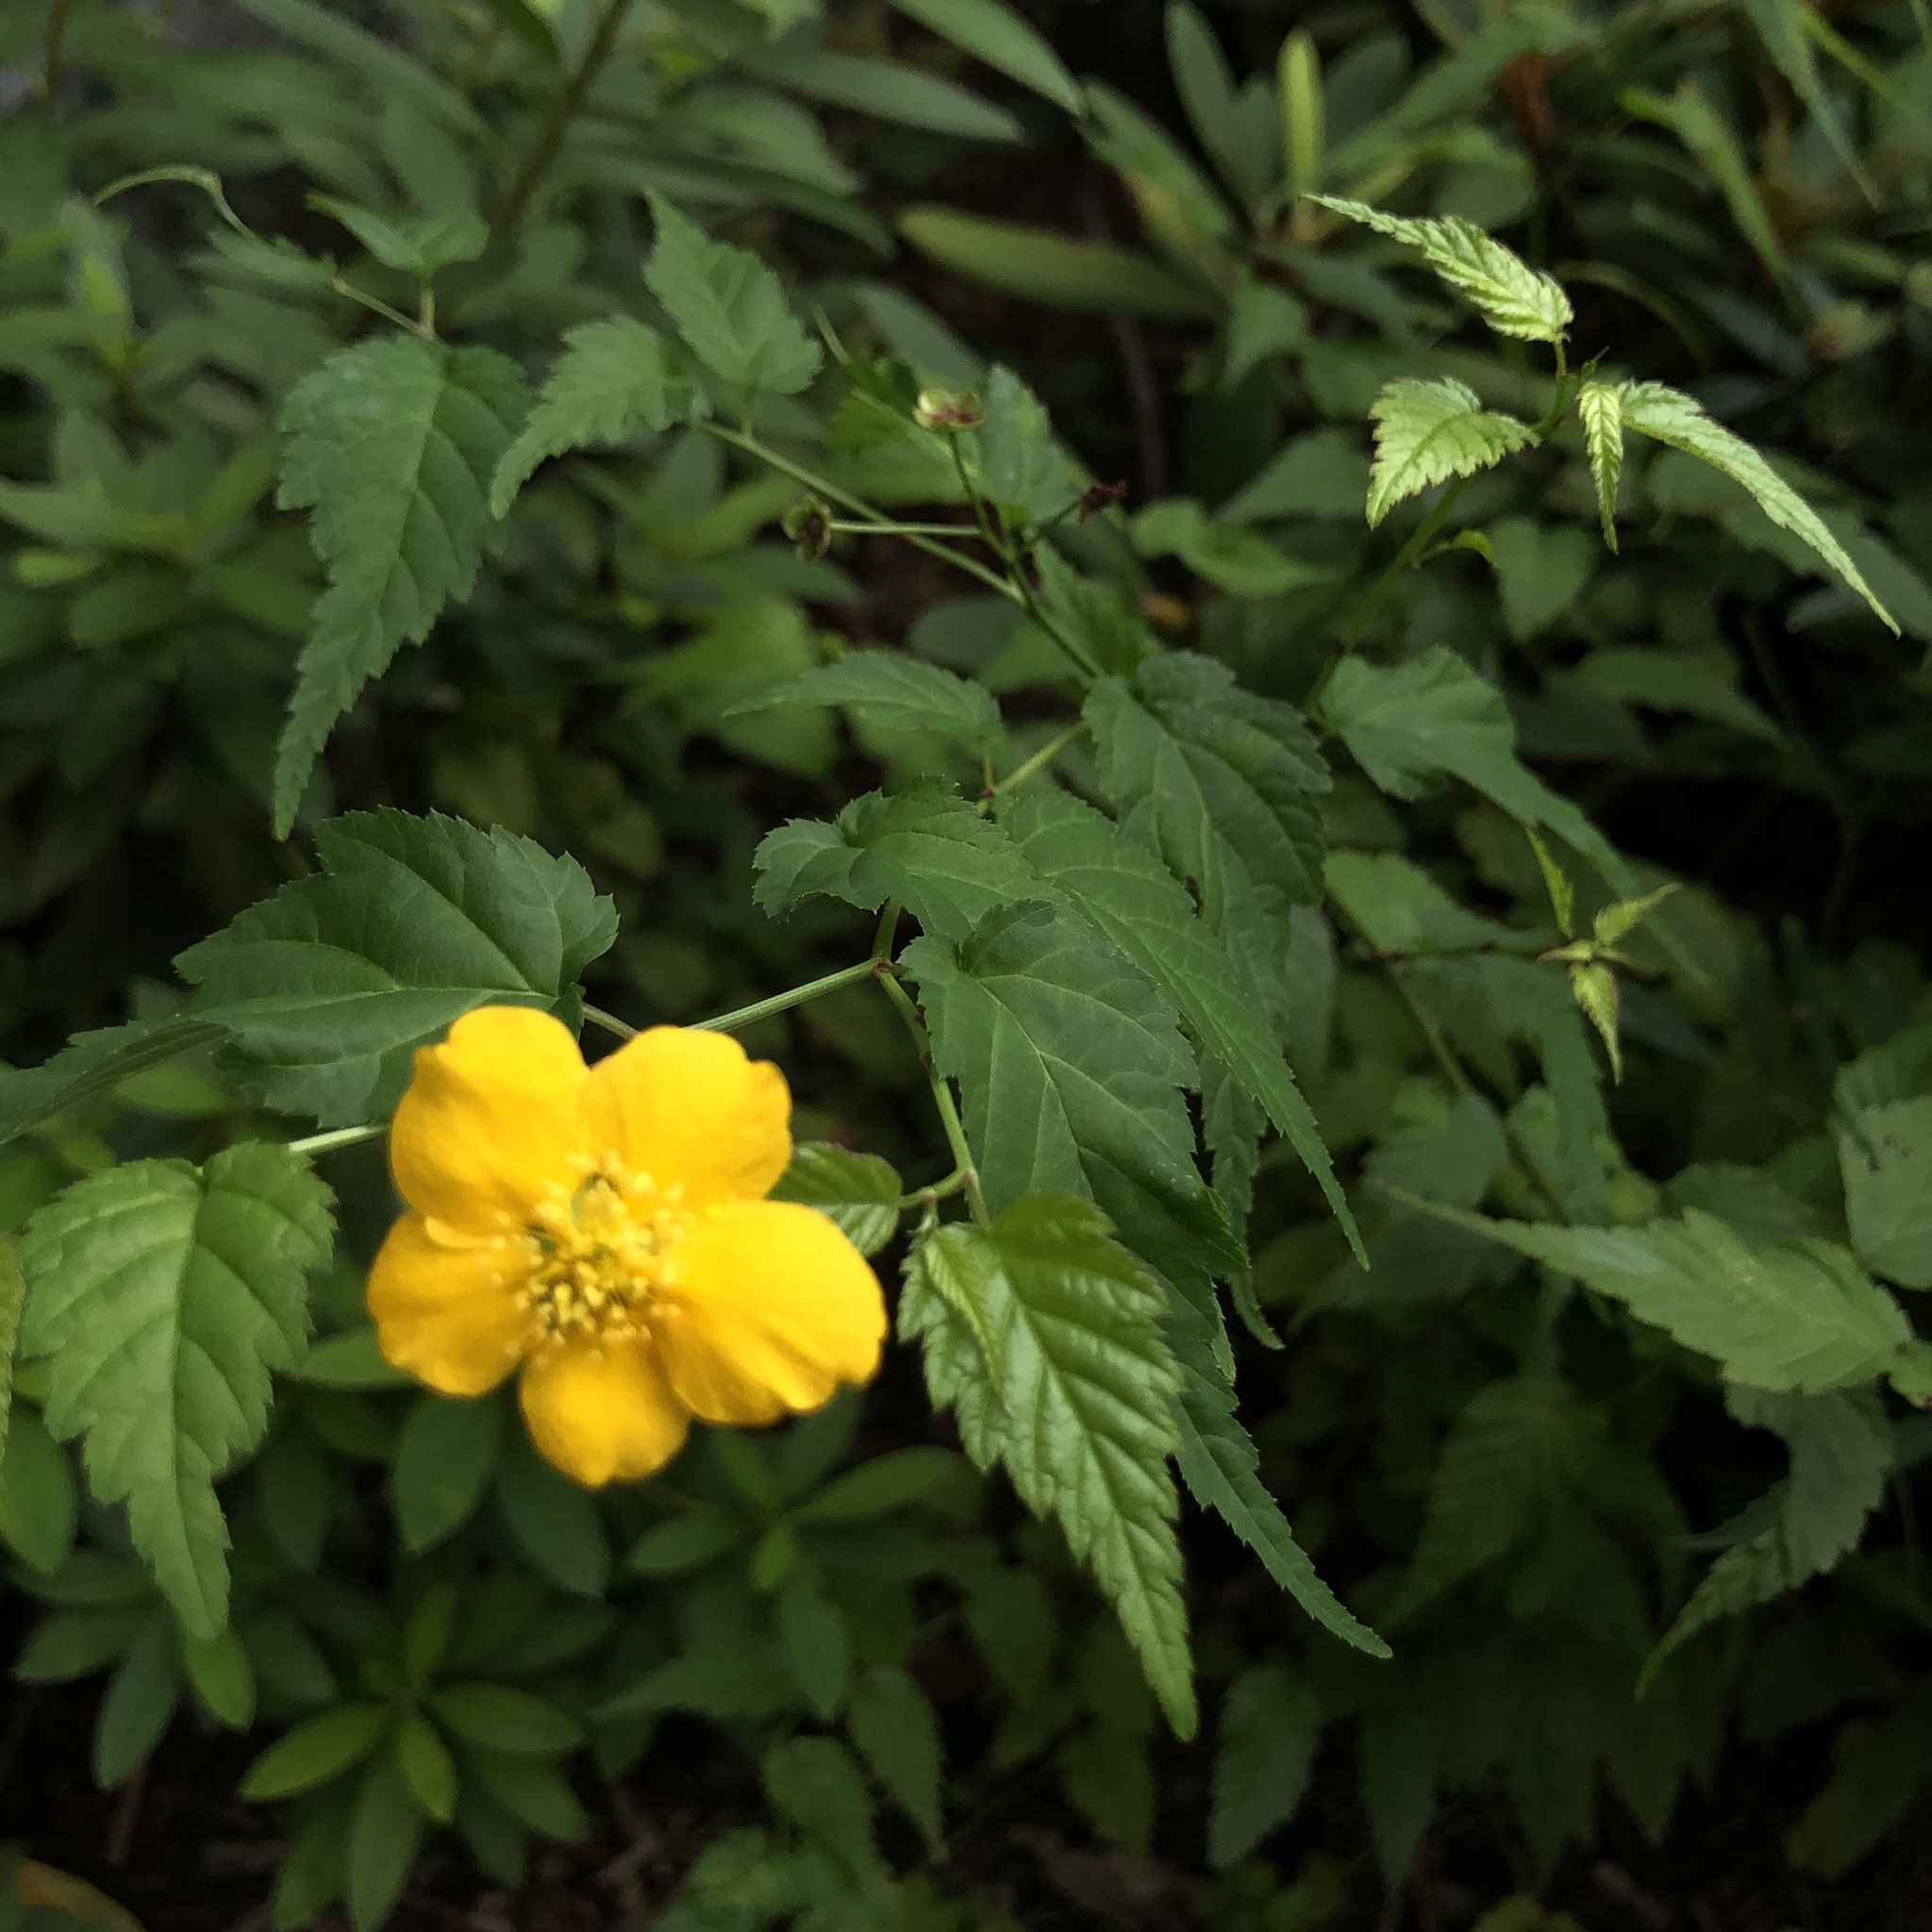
[391,1393,504,1554]
[1412,1202,1914,1393]
[0,1018,229,1146]
[18,1144,335,1637]
[1576,379,1624,550]
[906,903,1240,1334]
[1321,647,1627,888]
[961,365,1076,529]
[1086,652,1329,922]
[176,808,617,1126]
[94,1616,183,1788]
[899,208,1219,320]
[241,1702,390,1800]
[755,784,1041,943]
[901,1196,1195,1736]
[1166,1,1274,204]
[1646,1391,1889,1682]
[847,1664,943,1848]
[1364,376,1538,526]
[346,1751,424,1932]
[1619,84,1787,284]
[1569,959,1624,1082]
[431,1683,582,1756]
[777,1572,851,1719]
[1312,195,1573,342]
[643,194,822,397]
[1739,0,1874,198]
[762,1737,880,1882]
[1131,500,1330,596]
[884,0,1083,111]
[398,1713,458,1824]
[496,1439,611,1596]
[772,1144,905,1259]
[1000,791,1357,1257]
[490,317,708,517]
[1617,381,1895,631]
[794,1445,964,1522]
[272,336,528,833]
[0,1240,18,1471]
[0,1409,78,1574]
[1210,1665,1322,1867]
[1840,1097,1932,1291]
[729,650,1001,749]
[753,46,1023,142]
[1167,1300,1387,1656]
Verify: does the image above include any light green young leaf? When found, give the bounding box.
[1576,379,1624,549]
[1593,881,1680,947]
[1366,377,1538,526]
[885,0,1083,111]
[772,1144,905,1259]
[1000,791,1359,1260]
[1617,380,1896,631]
[906,903,1241,1337]
[1087,653,1330,921]
[753,784,1041,943]
[1167,1300,1387,1655]
[1312,195,1572,341]
[19,1144,336,1637]
[1416,1201,1913,1392]
[272,336,527,833]
[900,1195,1194,1736]
[643,194,823,396]
[1645,1391,1890,1681]
[1525,827,1575,939]
[491,317,708,516]
[730,650,1001,749]
[1209,1665,1322,1867]
[176,808,617,1125]
[1321,647,1628,888]
[1569,959,1623,1082]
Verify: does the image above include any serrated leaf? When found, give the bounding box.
[1840,1096,1932,1291]
[885,0,1083,110]
[0,1019,229,1146]
[1391,1374,1602,1621]
[753,783,1041,943]
[272,336,527,833]
[1525,827,1575,939]
[1569,959,1623,1082]
[1593,882,1680,947]
[961,365,1075,528]
[1321,647,1628,890]
[490,317,707,516]
[1576,380,1624,549]
[772,1144,905,1258]
[1167,1300,1387,1656]
[1645,1391,1889,1683]
[18,1144,336,1636]
[0,1240,19,1471]
[906,902,1239,1337]
[1086,652,1329,923]
[1617,381,1896,631]
[643,194,822,396]
[729,650,1001,749]
[1210,1665,1321,1867]
[1000,791,1359,1260]
[1365,376,1537,526]
[176,808,616,1126]
[901,1196,1194,1735]
[1313,195,1572,342]
[1413,1202,1914,1393]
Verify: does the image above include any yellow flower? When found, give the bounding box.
[367,1007,887,1487]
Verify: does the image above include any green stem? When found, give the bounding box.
[827,518,974,539]
[288,1124,385,1159]
[708,425,1018,603]
[1304,476,1474,716]
[583,1002,638,1041]
[490,0,636,240]
[898,1168,974,1210]
[876,968,989,1224]
[41,0,72,103]
[694,958,878,1035]
[988,721,1089,800]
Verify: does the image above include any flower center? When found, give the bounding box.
[514,1168,691,1346]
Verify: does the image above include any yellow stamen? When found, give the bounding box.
[512,1166,691,1347]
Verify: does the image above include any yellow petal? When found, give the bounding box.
[368,1213,529,1396]
[391,1006,587,1231]
[518,1341,691,1488]
[658,1201,886,1426]
[581,1026,791,1207]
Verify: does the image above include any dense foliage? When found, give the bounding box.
[3,0,1932,1926]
